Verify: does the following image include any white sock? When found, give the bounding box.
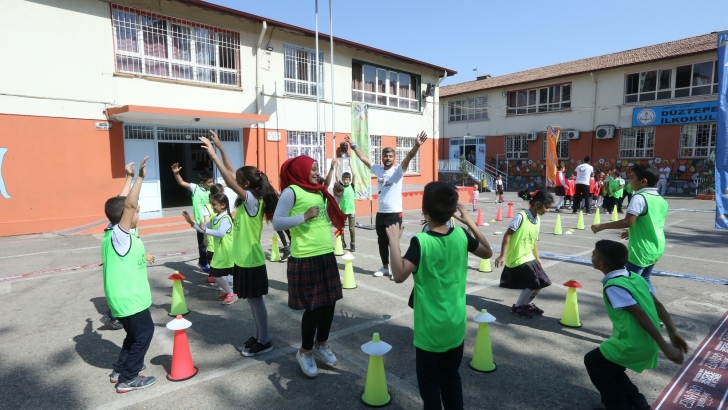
[215,277,233,294]
[516,289,533,307]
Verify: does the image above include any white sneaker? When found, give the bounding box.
[374,267,389,277]
[313,344,338,366]
[296,350,318,378]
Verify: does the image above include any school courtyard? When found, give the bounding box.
[0,196,725,410]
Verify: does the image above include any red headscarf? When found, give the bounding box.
[280,156,346,231]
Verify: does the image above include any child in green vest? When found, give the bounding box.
[273,155,347,378]
[620,170,634,209]
[591,164,668,290]
[335,160,357,252]
[610,169,626,213]
[495,190,554,319]
[585,239,687,410]
[102,156,157,393]
[387,181,493,409]
[171,163,214,274]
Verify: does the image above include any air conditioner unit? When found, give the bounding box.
[564,130,580,140]
[526,132,538,141]
[595,125,616,140]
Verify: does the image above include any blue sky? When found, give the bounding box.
[211,0,727,86]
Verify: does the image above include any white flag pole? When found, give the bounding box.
[315,0,321,160]
[329,0,335,162]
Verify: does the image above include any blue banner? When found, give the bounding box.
[632,101,718,127]
[717,31,728,230]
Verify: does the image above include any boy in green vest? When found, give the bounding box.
[103,157,157,393]
[336,162,357,252]
[610,169,625,213]
[585,239,687,410]
[172,164,214,273]
[591,164,667,290]
[387,181,493,409]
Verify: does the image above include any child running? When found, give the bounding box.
[171,163,214,274]
[202,132,278,357]
[585,239,687,410]
[495,190,554,319]
[272,155,347,378]
[387,182,493,409]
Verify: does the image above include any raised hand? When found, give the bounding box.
[138,156,148,178]
[182,211,194,226]
[171,163,182,173]
[208,130,221,146]
[414,131,428,146]
[385,223,404,241]
[453,203,471,224]
[199,137,216,157]
[125,162,135,177]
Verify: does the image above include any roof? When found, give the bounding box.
[174,0,457,77]
[440,33,718,98]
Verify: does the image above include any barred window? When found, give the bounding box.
[680,123,716,158]
[505,134,529,159]
[352,62,419,111]
[369,135,382,166]
[396,136,420,174]
[284,44,324,97]
[619,127,655,158]
[123,125,240,141]
[507,83,571,115]
[448,96,488,122]
[287,131,326,167]
[541,132,569,159]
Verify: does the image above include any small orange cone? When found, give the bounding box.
[476,209,484,226]
[495,207,503,222]
[506,203,514,218]
[166,315,198,381]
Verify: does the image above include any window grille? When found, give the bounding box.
[396,136,420,174]
[352,62,419,111]
[448,96,488,122]
[680,123,716,158]
[369,135,382,166]
[619,127,655,158]
[123,124,154,139]
[505,134,529,159]
[284,44,324,97]
[287,131,326,167]
[123,125,240,142]
[507,84,571,115]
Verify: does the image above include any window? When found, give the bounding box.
[541,132,569,159]
[680,123,716,158]
[352,62,419,111]
[284,44,324,97]
[111,4,240,87]
[505,134,529,159]
[396,136,420,174]
[624,60,718,103]
[287,131,326,167]
[123,125,240,141]
[448,96,488,122]
[507,84,571,115]
[619,127,655,158]
[369,135,382,167]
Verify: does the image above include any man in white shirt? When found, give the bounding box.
[345,132,427,279]
[572,156,594,214]
[657,165,670,196]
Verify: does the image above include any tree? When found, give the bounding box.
[459,155,470,186]
[699,150,716,195]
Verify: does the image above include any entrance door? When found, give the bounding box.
[123,138,161,213]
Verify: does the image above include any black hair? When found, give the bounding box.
[210,183,225,196]
[584,156,591,163]
[630,164,660,187]
[210,193,232,217]
[382,147,395,156]
[517,189,554,208]
[422,181,458,224]
[198,171,213,182]
[104,196,126,225]
[234,166,279,220]
[342,172,352,179]
[594,239,629,271]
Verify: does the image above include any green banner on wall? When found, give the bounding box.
[351,103,371,200]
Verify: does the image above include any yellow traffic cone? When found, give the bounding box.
[168,271,190,317]
[342,252,357,289]
[611,205,618,222]
[559,280,583,328]
[333,233,344,256]
[270,234,281,262]
[479,258,492,273]
[469,309,497,373]
[593,208,601,225]
[576,210,585,230]
[361,333,392,407]
[553,214,562,235]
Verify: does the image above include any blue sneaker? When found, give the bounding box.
[115,375,156,393]
[198,263,211,273]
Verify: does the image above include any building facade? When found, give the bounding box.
[440,34,719,194]
[0,0,455,236]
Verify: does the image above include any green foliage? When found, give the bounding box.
[699,150,716,195]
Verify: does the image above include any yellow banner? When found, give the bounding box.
[546,126,560,186]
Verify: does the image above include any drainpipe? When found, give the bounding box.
[255,21,267,170]
[589,72,597,160]
[434,71,447,181]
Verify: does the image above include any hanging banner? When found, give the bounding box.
[716,31,728,230]
[546,126,560,186]
[351,103,371,200]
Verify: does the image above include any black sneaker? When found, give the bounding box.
[350,244,356,252]
[241,341,273,357]
[511,304,533,319]
[236,336,257,352]
[527,304,544,315]
[281,246,290,261]
[101,315,124,330]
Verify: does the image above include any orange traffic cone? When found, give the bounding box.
[495,207,503,222]
[166,315,198,381]
[506,203,514,218]
[476,209,484,226]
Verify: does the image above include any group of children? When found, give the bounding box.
[552,165,632,216]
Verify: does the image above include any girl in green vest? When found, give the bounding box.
[273,155,347,378]
[495,190,554,319]
[201,133,280,357]
[201,183,225,285]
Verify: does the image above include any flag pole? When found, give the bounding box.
[329,0,335,164]
[315,0,321,159]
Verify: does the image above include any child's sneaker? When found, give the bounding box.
[115,375,156,393]
[109,364,146,383]
[527,303,544,315]
[296,350,318,378]
[281,246,291,261]
[510,304,533,319]
[221,293,239,305]
[350,244,356,252]
[374,267,389,277]
[241,341,273,357]
[216,291,228,300]
[206,276,215,284]
[101,315,124,330]
[198,263,211,273]
[313,343,338,366]
[236,336,257,352]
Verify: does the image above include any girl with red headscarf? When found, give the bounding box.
[272,155,345,378]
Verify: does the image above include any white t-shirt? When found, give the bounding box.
[371,164,404,213]
[659,167,670,180]
[575,163,593,185]
[626,188,660,216]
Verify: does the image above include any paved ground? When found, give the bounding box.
[0,197,726,409]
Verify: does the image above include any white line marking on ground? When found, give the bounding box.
[0,236,184,260]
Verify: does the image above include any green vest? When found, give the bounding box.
[233,198,266,268]
[192,185,210,224]
[339,184,356,215]
[624,182,633,194]
[627,191,667,267]
[610,178,624,198]
[413,228,469,352]
[205,203,215,253]
[289,185,333,258]
[102,228,152,318]
[600,272,660,372]
[505,211,540,268]
[211,214,234,269]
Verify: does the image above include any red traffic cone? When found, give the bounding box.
[495,207,503,222]
[476,208,484,226]
[166,315,198,381]
[506,203,514,218]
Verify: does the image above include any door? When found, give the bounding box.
[123,139,161,213]
[476,139,486,171]
[449,139,460,162]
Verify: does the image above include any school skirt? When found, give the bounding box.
[232,264,269,299]
[287,253,343,311]
[499,260,552,290]
[496,185,504,195]
[555,186,566,196]
[209,265,232,278]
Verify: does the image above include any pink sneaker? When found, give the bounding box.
[216,291,228,300]
[222,293,239,305]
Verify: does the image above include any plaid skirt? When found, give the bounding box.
[287,253,343,310]
[233,264,269,299]
[499,260,552,290]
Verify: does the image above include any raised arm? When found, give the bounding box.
[171,163,191,190]
[119,162,135,196]
[453,204,493,259]
[401,131,427,173]
[494,228,514,268]
[199,137,247,202]
[324,158,337,187]
[344,135,373,169]
[120,157,148,232]
[208,130,236,175]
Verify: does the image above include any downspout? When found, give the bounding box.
[255,21,267,170]
[589,72,597,160]
[434,71,448,181]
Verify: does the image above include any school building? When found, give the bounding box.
[0,0,456,236]
[439,33,720,194]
